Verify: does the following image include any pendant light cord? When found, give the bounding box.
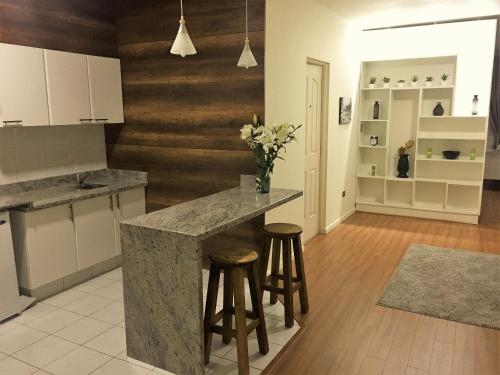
[180,0,184,18]
[245,0,248,38]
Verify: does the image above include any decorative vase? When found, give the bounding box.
[383,83,390,88]
[425,81,432,87]
[441,79,447,86]
[256,165,271,193]
[373,101,380,120]
[472,95,479,115]
[397,154,410,178]
[411,82,418,88]
[433,102,444,116]
[368,83,375,89]
[398,82,404,88]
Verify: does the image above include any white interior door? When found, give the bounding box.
[304,63,323,242]
[0,43,49,127]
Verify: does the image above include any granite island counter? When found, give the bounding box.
[120,178,302,375]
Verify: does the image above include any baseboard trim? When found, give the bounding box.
[321,208,355,234]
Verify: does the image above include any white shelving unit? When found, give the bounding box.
[355,56,488,224]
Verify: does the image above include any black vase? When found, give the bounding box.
[397,154,410,178]
[433,102,444,116]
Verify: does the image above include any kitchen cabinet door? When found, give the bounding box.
[0,43,49,127]
[23,205,78,288]
[44,50,92,125]
[74,195,116,269]
[87,56,124,124]
[114,188,146,255]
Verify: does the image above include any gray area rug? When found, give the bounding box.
[378,243,500,330]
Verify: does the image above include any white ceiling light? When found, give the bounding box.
[237,0,258,69]
[170,0,196,58]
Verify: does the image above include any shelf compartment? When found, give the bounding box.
[420,87,454,117]
[416,139,486,161]
[359,89,390,121]
[416,159,483,181]
[414,181,446,210]
[446,184,480,214]
[418,116,487,140]
[386,180,414,207]
[358,147,387,176]
[357,178,384,205]
[359,121,387,147]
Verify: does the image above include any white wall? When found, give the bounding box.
[0,125,107,184]
[265,0,361,232]
[361,20,497,117]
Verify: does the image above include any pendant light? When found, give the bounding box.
[170,0,196,57]
[237,0,257,69]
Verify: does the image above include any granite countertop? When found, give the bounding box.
[0,169,147,211]
[123,183,302,240]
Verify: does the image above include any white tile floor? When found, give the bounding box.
[0,267,300,375]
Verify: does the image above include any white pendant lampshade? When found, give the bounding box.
[237,0,257,69]
[170,0,196,57]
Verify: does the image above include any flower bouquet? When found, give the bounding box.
[240,115,301,193]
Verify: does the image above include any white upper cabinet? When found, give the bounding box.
[88,56,124,124]
[44,49,92,126]
[0,43,49,127]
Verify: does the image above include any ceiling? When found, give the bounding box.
[319,0,500,28]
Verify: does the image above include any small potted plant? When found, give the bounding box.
[397,79,405,88]
[411,75,418,88]
[368,77,376,89]
[397,140,415,178]
[425,76,434,87]
[382,77,390,88]
[440,73,449,86]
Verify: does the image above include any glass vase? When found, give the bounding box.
[256,167,271,193]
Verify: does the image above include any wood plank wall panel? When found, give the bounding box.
[106,0,265,213]
[0,0,118,57]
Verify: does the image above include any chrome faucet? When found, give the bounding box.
[76,171,94,185]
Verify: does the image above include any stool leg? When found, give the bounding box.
[282,238,294,328]
[247,262,269,355]
[222,268,233,344]
[293,235,309,313]
[232,267,250,375]
[260,235,272,296]
[204,264,221,365]
[269,238,281,305]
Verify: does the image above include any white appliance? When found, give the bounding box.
[0,212,34,321]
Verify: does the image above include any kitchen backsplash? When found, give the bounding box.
[0,125,106,185]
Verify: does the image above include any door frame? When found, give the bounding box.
[306,57,329,236]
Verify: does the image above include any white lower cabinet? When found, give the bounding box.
[11,204,77,289]
[113,188,146,255]
[11,188,145,292]
[73,195,116,269]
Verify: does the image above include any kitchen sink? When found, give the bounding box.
[77,183,108,190]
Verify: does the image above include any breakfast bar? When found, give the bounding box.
[120,178,302,375]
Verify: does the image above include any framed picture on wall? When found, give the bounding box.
[339,97,352,125]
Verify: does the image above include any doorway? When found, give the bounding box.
[304,59,328,242]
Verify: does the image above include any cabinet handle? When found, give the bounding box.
[3,120,23,127]
[0,220,6,225]
[69,205,74,222]
[94,118,108,123]
[79,119,93,124]
[109,196,114,210]
[116,194,121,210]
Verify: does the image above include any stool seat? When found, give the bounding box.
[263,223,303,237]
[209,248,259,266]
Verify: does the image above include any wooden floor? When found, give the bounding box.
[266,189,500,375]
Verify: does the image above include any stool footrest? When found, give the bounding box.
[212,309,257,324]
[210,319,261,338]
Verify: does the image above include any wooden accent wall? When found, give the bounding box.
[105,0,265,213]
[0,0,117,57]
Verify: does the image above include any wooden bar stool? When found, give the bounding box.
[204,248,269,375]
[261,223,309,328]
